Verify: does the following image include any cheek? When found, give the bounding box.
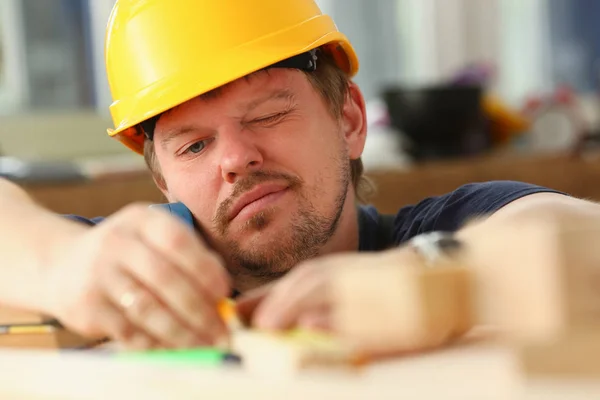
[273,116,343,168]
[161,162,219,224]
[275,122,346,198]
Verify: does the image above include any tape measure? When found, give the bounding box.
[149,202,195,229]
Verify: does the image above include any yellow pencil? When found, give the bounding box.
[218,298,243,330]
[0,324,58,335]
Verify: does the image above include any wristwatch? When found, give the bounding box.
[408,231,463,265]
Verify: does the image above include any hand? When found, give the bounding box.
[44,203,231,349]
[237,251,412,332]
[237,248,472,357]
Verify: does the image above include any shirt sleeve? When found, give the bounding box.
[392,180,568,245]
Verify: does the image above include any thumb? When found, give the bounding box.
[298,306,332,332]
[234,283,274,326]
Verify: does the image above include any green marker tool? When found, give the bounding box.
[116,348,242,366]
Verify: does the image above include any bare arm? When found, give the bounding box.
[484,191,600,224]
[0,178,86,313]
[455,192,600,332]
[0,177,232,348]
[241,191,600,356]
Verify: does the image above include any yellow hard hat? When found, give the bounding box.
[105,0,359,155]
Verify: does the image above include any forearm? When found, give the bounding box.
[456,192,600,331]
[0,178,87,313]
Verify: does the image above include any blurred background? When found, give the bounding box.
[2,0,600,216]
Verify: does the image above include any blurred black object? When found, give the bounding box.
[382,85,491,161]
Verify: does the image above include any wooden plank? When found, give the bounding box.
[0,307,43,325]
[0,341,598,399]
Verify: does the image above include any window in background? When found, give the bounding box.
[318,0,557,106]
[317,0,402,101]
[394,0,554,107]
[0,0,99,114]
[0,0,28,114]
[4,0,404,113]
[88,0,116,116]
[548,0,600,94]
[13,0,597,114]
[20,0,94,110]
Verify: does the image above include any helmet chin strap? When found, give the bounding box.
[139,49,319,141]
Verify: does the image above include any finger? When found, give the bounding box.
[122,237,228,342]
[253,265,330,330]
[297,307,332,332]
[107,204,231,300]
[235,283,275,325]
[102,265,210,349]
[122,332,161,350]
[93,296,159,350]
[141,208,231,300]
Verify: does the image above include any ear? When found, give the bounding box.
[153,173,167,193]
[146,141,176,202]
[151,172,177,202]
[340,82,367,160]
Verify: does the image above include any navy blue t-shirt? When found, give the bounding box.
[358,180,564,251]
[66,180,565,251]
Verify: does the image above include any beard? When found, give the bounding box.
[212,155,351,281]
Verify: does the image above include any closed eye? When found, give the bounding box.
[251,112,287,126]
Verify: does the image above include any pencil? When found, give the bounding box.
[218,298,243,330]
[0,323,59,335]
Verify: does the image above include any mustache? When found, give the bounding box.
[213,171,302,233]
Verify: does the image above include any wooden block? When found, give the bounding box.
[0,329,91,350]
[457,217,600,341]
[0,306,94,350]
[231,329,357,378]
[457,217,600,377]
[0,307,44,325]
[332,260,474,358]
[0,333,60,349]
[517,327,600,378]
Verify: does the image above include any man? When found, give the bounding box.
[0,0,597,352]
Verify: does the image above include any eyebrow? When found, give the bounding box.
[243,88,296,112]
[159,88,296,150]
[160,126,204,150]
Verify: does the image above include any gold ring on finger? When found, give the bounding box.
[119,291,138,309]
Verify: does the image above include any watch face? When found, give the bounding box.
[529,108,579,153]
[410,232,462,265]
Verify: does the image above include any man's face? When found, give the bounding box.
[153,69,365,282]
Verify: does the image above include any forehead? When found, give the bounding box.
[162,68,308,119]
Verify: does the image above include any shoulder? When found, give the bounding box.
[433,180,564,208]
[382,180,566,246]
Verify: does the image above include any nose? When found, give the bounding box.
[218,127,263,184]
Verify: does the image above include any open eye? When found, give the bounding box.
[182,140,207,155]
